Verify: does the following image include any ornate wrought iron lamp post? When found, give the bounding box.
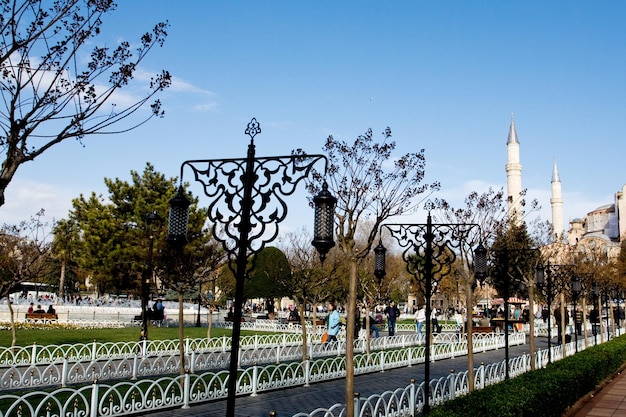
[141,211,162,341]
[571,274,581,352]
[374,201,487,414]
[166,118,335,417]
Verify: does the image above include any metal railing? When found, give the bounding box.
[0,332,525,417]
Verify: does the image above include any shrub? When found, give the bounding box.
[428,335,626,417]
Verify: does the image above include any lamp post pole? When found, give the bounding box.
[196,286,202,328]
[166,119,335,417]
[141,211,162,341]
[593,281,600,345]
[374,201,486,415]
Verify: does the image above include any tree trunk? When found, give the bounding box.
[178,292,186,375]
[58,260,66,305]
[8,298,16,349]
[207,304,213,340]
[299,301,308,363]
[344,259,358,417]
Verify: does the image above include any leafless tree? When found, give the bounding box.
[0,0,171,206]
[0,209,53,347]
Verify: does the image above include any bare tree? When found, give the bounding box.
[304,127,439,415]
[0,209,53,347]
[0,0,171,206]
[433,188,508,388]
[159,231,220,375]
[278,228,339,361]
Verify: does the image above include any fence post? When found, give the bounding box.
[61,358,68,387]
[304,358,310,387]
[448,370,456,400]
[409,379,416,417]
[380,350,386,373]
[189,351,196,373]
[182,371,191,409]
[408,345,413,367]
[91,340,97,361]
[132,353,139,380]
[90,379,99,417]
[251,363,258,396]
[478,362,485,389]
[31,343,37,366]
[353,392,360,417]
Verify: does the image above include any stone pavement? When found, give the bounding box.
[143,338,552,417]
[571,366,626,417]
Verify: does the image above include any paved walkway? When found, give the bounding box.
[138,336,626,417]
[571,366,626,417]
[143,338,551,417]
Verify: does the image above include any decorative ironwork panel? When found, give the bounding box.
[180,118,327,264]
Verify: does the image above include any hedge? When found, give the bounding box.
[427,335,626,417]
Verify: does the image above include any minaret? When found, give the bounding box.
[550,158,564,242]
[505,114,523,225]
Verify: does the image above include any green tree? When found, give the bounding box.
[217,246,292,316]
[51,218,82,303]
[68,163,178,296]
[247,247,291,311]
[489,221,541,301]
[0,0,171,207]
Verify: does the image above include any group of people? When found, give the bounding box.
[27,303,55,315]
[323,300,404,343]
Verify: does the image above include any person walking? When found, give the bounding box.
[326,302,341,343]
[385,301,400,336]
[414,305,426,334]
[431,307,441,334]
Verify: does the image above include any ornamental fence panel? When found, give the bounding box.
[0,331,528,417]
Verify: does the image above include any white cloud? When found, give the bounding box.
[0,180,75,226]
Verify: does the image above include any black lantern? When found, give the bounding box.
[572,274,582,297]
[535,263,545,286]
[593,281,600,298]
[473,243,488,284]
[374,240,387,280]
[167,186,191,247]
[311,181,337,262]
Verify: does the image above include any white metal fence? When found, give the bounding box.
[0,332,526,417]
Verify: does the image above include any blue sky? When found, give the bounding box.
[2,1,625,239]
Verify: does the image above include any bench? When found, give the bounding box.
[25,313,58,323]
[224,315,245,323]
[473,326,494,333]
[133,314,165,327]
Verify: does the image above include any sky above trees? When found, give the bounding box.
[1,1,624,237]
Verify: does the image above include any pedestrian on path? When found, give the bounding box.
[326,302,341,343]
[385,301,400,336]
[414,305,426,334]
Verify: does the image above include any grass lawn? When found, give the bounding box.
[0,326,239,347]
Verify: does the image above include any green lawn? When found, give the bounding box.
[0,326,237,347]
